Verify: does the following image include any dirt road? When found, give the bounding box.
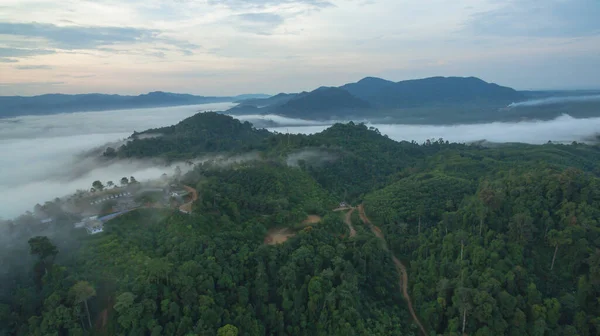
[344,208,357,237]
[333,206,357,237]
[358,204,427,336]
[179,185,198,213]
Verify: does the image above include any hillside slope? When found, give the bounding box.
[272,87,371,119]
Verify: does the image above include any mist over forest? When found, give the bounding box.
[2,104,600,219]
[1,94,600,336]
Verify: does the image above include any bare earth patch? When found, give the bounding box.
[302,215,322,225]
[264,228,296,245]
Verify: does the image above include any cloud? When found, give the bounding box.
[509,95,600,108]
[0,22,200,56]
[238,12,284,24]
[70,74,96,79]
[147,51,166,58]
[211,0,333,34]
[0,22,157,49]
[3,100,600,218]
[0,81,64,87]
[234,12,285,33]
[211,0,333,10]
[466,0,600,37]
[0,103,236,218]
[0,47,55,57]
[0,58,18,63]
[15,64,52,70]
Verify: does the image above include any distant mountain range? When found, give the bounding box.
[0,92,269,118]
[229,76,527,120]
[6,76,597,123]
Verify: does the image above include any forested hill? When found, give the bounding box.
[226,76,526,120]
[3,113,600,335]
[106,112,271,160]
[272,87,371,119]
[340,76,523,108]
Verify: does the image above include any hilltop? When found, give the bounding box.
[109,112,271,160]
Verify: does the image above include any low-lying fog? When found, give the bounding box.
[2,104,600,219]
[0,103,234,219]
[239,113,600,144]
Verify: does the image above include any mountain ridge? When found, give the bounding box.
[0,91,270,118]
[226,76,526,120]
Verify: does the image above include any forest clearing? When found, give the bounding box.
[301,215,322,225]
[265,215,322,245]
[264,227,296,245]
[178,185,198,213]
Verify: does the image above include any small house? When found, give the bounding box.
[85,220,104,235]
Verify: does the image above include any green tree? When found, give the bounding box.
[547,229,572,271]
[92,180,104,191]
[217,324,239,336]
[28,236,58,274]
[69,281,96,329]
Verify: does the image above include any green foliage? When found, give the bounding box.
[28,236,58,261]
[5,119,600,335]
[218,324,239,336]
[365,163,600,335]
[192,161,335,227]
[116,112,270,160]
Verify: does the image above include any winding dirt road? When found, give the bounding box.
[179,185,198,214]
[344,208,357,237]
[333,206,357,237]
[358,204,427,336]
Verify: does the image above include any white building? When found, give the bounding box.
[74,216,103,234]
[85,221,104,234]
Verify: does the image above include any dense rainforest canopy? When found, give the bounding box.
[2,112,600,336]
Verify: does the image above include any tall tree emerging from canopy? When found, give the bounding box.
[217,324,239,336]
[547,229,573,271]
[28,236,58,274]
[70,281,96,329]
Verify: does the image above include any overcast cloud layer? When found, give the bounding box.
[0,0,599,95]
[2,105,600,219]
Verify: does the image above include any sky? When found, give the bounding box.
[0,0,599,96]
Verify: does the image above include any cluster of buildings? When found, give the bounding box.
[89,192,132,205]
[71,183,195,235]
[74,216,104,235]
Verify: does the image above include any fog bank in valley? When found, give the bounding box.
[266,114,600,145]
[0,103,234,219]
[509,94,600,108]
[2,106,600,219]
